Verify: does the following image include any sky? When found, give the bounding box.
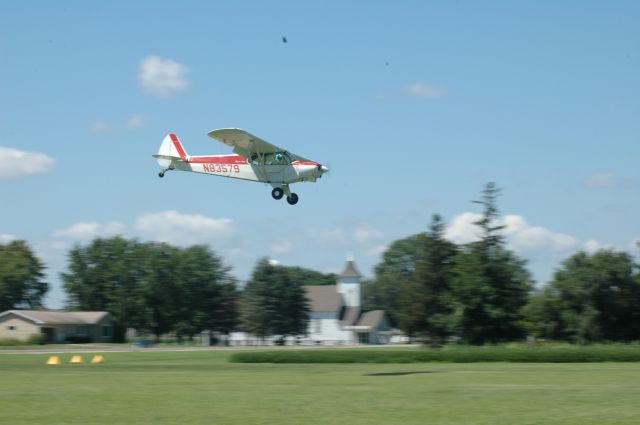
[1,1,639,309]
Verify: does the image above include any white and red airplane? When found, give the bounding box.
[153,128,328,205]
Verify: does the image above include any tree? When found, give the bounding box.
[0,240,48,311]
[396,214,457,343]
[63,238,239,343]
[451,183,533,344]
[363,233,428,327]
[62,237,146,342]
[281,266,336,286]
[240,258,309,343]
[172,245,238,340]
[536,250,640,343]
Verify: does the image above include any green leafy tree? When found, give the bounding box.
[451,183,533,344]
[240,258,309,342]
[0,240,48,310]
[363,233,428,327]
[282,266,336,286]
[396,214,457,343]
[539,250,640,342]
[172,245,238,340]
[63,238,238,342]
[62,237,146,342]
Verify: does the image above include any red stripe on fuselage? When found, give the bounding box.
[169,134,187,159]
[188,155,248,164]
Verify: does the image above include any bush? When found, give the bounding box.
[27,333,46,345]
[0,338,23,346]
[229,345,640,363]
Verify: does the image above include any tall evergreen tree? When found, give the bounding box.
[240,258,309,343]
[396,214,457,343]
[0,240,48,310]
[451,183,533,344]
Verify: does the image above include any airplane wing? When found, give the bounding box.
[207,128,312,162]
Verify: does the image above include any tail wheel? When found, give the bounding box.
[271,187,284,200]
[286,193,299,205]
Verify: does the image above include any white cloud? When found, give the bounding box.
[135,210,234,246]
[407,82,443,98]
[0,234,17,244]
[585,172,616,188]
[0,146,55,180]
[53,221,125,241]
[502,215,577,252]
[444,212,482,244]
[445,212,576,253]
[127,114,144,129]
[139,56,189,97]
[89,120,109,133]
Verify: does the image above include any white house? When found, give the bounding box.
[302,258,390,345]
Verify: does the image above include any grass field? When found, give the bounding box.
[1,349,640,425]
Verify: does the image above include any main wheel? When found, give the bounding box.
[286,193,299,205]
[271,187,284,200]
[158,171,165,178]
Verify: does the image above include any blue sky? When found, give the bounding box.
[1,1,639,308]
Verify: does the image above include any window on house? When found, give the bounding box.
[358,332,369,344]
[102,325,112,338]
[7,325,17,331]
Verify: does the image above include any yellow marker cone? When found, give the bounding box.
[91,355,104,364]
[69,355,84,364]
[46,356,61,365]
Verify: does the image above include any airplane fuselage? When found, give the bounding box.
[170,154,325,185]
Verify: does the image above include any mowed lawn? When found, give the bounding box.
[1,349,640,425]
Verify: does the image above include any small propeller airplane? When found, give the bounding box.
[153,128,328,205]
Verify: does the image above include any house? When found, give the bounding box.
[302,258,391,345]
[0,310,113,343]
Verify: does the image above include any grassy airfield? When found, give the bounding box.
[1,349,640,425]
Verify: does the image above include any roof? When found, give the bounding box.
[0,310,110,325]
[356,310,386,328]
[339,260,362,278]
[339,306,361,326]
[304,285,342,312]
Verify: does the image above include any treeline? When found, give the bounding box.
[364,183,640,344]
[2,182,640,344]
[0,238,330,343]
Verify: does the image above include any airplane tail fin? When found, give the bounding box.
[154,134,189,168]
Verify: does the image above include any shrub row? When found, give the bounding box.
[229,345,640,363]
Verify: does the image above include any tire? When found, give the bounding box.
[286,193,299,205]
[271,187,284,200]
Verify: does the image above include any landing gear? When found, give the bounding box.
[158,171,165,178]
[272,186,299,205]
[286,193,299,205]
[271,187,284,200]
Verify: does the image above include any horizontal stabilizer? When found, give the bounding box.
[152,154,186,162]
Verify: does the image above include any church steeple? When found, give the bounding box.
[337,254,362,307]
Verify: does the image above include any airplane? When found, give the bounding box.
[153,128,329,205]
